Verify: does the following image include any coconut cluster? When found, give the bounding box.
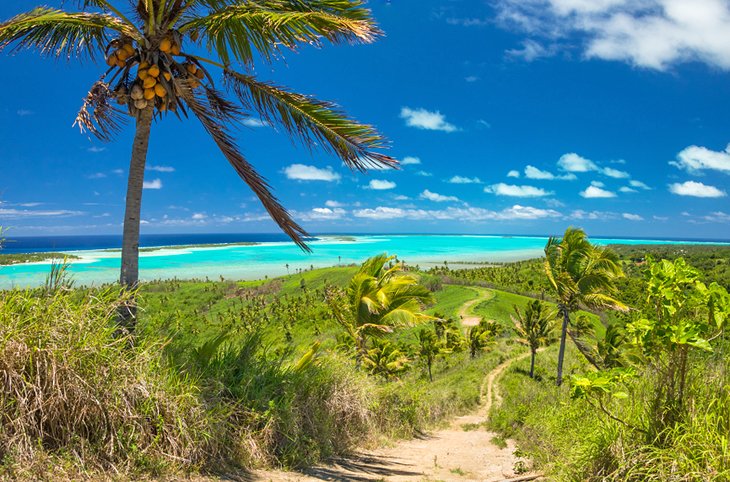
[107,34,207,116]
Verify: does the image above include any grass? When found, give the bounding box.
[0,252,79,265]
[425,284,479,318]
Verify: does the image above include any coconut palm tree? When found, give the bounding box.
[511,299,555,378]
[327,253,434,365]
[0,1,395,327]
[544,227,627,386]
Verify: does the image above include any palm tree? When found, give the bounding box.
[0,1,395,327]
[416,327,442,381]
[327,253,434,365]
[510,300,555,378]
[466,319,498,359]
[544,227,627,386]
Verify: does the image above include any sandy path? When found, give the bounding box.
[458,288,493,327]
[251,334,534,481]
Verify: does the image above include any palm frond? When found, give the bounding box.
[224,70,396,171]
[0,7,136,60]
[179,0,381,65]
[176,79,310,250]
[74,80,127,141]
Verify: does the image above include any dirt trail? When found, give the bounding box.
[250,295,535,482]
[458,288,493,327]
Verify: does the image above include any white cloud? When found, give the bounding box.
[629,180,651,190]
[352,205,560,221]
[702,211,730,223]
[420,189,460,202]
[580,185,616,198]
[591,180,605,187]
[671,143,730,173]
[242,118,268,127]
[507,170,521,178]
[393,195,410,201]
[415,170,433,177]
[191,213,207,220]
[558,152,599,172]
[87,146,106,153]
[669,181,726,198]
[619,186,637,193]
[400,107,458,132]
[524,165,577,180]
[87,172,107,179]
[368,179,396,190]
[143,178,163,189]
[465,75,480,82]
[623,212,644,221]
[570,209,617,220]
[506,39,557,61]
[447,175,482,184]
[0,208,83,219]
[485,183,552,197]
[496,0,730,71]
[401,156,422,165]
[304,207,347,220]
[112,169,124,175]
[284,164,340,182]
[601,167,630,178]
[325,200,345,208]
[147,165,175,172]
[653,215,669,221]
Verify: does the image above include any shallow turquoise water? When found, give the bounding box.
[0,234,724,289]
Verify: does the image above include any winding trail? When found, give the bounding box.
[250,292,538,482]
[458,287,493,327]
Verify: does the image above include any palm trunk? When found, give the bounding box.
[118,107,154,332]
[529,348,536,378]
[556,307,570,386]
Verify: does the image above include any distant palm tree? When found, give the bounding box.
[511,300,555,378]
[0,1,394,328]
[544,227,627,386]
[328,253,434,365]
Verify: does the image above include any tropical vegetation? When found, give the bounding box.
[0,0,395,328]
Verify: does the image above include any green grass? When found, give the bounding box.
[425,284,479,318]
[0,252,79,265]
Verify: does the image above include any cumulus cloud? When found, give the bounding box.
[447,175,482,184]
[484,183,552,197]
[304,207,347,220]
[0,208,83,219]
[496,0,730,71]
[619,186,637,193]
[191,213,207,220]
[580,185,616,198]
[669,181,726,198]
[284,164,341,181]
[702,211,730,223]
[507,170,520,178]
[629,180,651,189]
[623,213,644,221]
[147,165,175,172]
[400,107,458,132]
[368,179,396,190]
[671,143,730,173]
[524,165,576,180]
[242,118,268,127]
[506,39,558,61]
[352,205,560,221]
[143,178,163,189]
[420,189,460,202]
[325,200,345,208]
[415,170,433,177]
[558,152,599,172]
[401,156,422,165]
[602,167,630,178]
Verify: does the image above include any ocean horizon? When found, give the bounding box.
[1,233,728,289]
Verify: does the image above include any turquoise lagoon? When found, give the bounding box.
[0,234,724,289]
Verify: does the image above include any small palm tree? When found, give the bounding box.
[466,319,498,359]
[544,227,627,386]
[362,339,409,380]
[0,1,394,327]
[327,253,434,365]
[511,300,555,378]
[416,327,444,381]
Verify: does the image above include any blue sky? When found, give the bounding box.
[1,0,729,240]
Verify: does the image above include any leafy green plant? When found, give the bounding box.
[511,299,555,378]
[415,327,449,381]
[466,320,498,359]
[544,227,627,385]
[362,339,409,380]
[327,254,434,366]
